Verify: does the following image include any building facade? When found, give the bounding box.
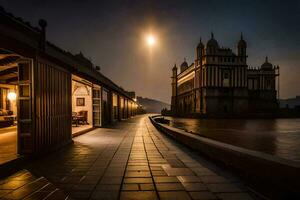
[0,8,137,156]
[171,33,279,116]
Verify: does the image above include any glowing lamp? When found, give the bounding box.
[7,92,17,101]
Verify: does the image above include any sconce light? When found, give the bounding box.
[7,92,17,101]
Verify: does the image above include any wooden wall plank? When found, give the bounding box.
[34,59,72,153]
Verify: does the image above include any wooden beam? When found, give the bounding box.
[5,77,18,84]
[0,54,18,60]
[0,56,19,66]
[0,66,18,76]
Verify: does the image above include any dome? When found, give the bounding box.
[238,33,247,47]
[261,57,273,70]
[181,60,188,68]
[180,58,188,72]
[206,33,219,48]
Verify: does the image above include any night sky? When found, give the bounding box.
[1,0,299,103]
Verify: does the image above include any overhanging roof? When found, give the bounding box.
[0,7,134,101]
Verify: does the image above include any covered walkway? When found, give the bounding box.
[0,115,255,199]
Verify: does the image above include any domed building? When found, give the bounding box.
[206,33,219,54]
[180,58,189,72]
[261,56,273,70]
[171,33,280,116]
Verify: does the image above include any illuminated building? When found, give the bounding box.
[171,33,279,116]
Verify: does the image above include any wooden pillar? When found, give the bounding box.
[117,95,121,121]
[92,85,101,127]
[126,99,129,118]
[108,90,113,124]
[122,98,125,119]
[124,99,126,119]
[17,59,34,154]
[129,101,131,117]
[101,87,110,126]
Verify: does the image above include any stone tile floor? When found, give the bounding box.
[0,169,69,199]
[0,115,258,199]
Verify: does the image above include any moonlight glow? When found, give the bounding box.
[146,35,156,46]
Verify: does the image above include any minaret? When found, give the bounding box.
[195,37,204,66]
[195,37,204,114]
[238,33,247,63]
[171,64,178,114]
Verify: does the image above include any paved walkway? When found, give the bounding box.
[0,115,256,200]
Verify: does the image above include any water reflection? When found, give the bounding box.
[166,117,300,162]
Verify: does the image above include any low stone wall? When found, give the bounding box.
[150,115,300,199]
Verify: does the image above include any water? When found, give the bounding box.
[166,117,300,162]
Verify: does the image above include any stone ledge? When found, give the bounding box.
[149,115,300,198]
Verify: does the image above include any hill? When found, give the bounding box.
[137,96,170,114]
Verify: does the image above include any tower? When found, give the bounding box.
[195,37,204,66]
[206,32,219,55]
[256,56,279,112]
[238,33,247,63]
[171,64,178,113]
[261,56,276,90]
[195,37,204,113]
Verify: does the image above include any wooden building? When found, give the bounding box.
[0,8,137,155]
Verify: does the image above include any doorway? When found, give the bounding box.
[72,75,93,135]
[0,49,20,164]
